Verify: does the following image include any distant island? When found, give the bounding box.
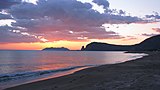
[42,47,70,51]
[81,35,160,51]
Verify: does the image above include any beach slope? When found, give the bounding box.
[5,52,160,90]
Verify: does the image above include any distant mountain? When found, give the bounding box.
[42,47,70,51]
[82,35,160,51]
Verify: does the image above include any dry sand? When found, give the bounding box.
[5,52,160,90]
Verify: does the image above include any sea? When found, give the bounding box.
[0,50,146,89]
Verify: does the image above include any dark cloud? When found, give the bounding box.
[146,12,160,19]
[9,0,142,24]
[0,25,15,30]
[0,0,147,43]
[0,29,40,43]
[10,0,92,19]
[142,33,159,37]
[0,13,12,19]
[0,0,21,10]
[43,26,124,42]
[119,10,126,15]
[146,15,160,19]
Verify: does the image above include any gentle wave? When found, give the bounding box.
[0,65,93,82]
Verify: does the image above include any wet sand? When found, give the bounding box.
[5,51,160,90]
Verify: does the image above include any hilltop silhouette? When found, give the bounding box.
[42,47,70,51]
[82,35,160,51]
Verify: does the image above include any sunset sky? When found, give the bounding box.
[0,0,160,50]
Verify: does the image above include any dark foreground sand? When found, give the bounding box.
[5,52,160,90]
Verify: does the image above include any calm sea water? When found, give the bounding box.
[0,51,146,89]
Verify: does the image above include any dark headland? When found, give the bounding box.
[6,35,160,90]
[81,35,160,51]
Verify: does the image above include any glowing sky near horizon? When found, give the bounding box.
[0,0,160,50]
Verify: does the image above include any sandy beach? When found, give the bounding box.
[5,51,160,90]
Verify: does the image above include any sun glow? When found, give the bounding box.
[0,41,88,50]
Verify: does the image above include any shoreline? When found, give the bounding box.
[0,66,90,90]
[5,51,160,90]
